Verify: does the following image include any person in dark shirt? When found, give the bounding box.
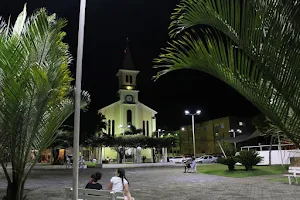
[85,172,102,190]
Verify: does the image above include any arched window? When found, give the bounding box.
[112,120,115,137]
[108,120,111,136]
[146,121,149,136]
[129,75,133,84]
[127,110,132,125]
[126,75,129,83]
[143,121,145,136]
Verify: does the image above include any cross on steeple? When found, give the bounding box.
[123,38,135,70]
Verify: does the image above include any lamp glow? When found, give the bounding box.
[196,110,201,115]
[184,110,190,115]
[181,127,185,131]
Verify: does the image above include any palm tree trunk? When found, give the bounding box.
[5,182,23,200]
[269,135,273,166]
[5,172,26,200]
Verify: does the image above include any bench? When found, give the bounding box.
[283,167,300,185]
[65,187,124,200]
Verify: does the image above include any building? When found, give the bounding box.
[179,116,254,156]
[98,39,157,160]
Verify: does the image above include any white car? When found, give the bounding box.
[169,156,185,163]
[195,155,217,163]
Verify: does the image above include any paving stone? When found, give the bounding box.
[0,167,299,199]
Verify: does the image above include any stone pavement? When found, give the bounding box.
[0,166,299,200]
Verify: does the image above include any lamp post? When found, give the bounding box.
[184,110,201,158]
[229,129,242,150]
[73,0,86,200]
[215,133,227,158]
[157,128,164,138]
[156,129,164,162]
[119,124,131,136]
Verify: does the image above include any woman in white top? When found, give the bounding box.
[108,168,134,200]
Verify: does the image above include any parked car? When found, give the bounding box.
[195,155,217,163]
[182,158,191,163]
[213,155,224,159]
[169,156,185,163]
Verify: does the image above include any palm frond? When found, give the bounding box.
[154,0,300,146]
[0,5,90,190]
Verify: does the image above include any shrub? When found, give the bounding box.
[217,156,237,171]
[236,150,262,171]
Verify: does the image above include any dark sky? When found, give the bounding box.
[1,0,259,133]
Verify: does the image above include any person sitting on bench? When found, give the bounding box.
[184,159,191,173]
[85,172,102,190]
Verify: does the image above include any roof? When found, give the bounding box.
[123,38,135,70]
[98,101,120,112]
[138,102,158,114]
[221,130,264,143]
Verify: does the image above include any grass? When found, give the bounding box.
[84,162,96,168]
[197,164,287,178]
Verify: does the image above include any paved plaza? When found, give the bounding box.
[0,166,300,200]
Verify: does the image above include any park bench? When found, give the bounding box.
[283,166,300,185]
[65,187,123,200]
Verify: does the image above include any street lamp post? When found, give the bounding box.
[73,0,86,200]
[229,129,242,150]
[119,124,130,136]
[157,129,164,162]
[184,110,201,158]
[157,128,164,138]
[215,133,227,158]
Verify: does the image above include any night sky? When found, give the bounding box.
[1,0,259,133]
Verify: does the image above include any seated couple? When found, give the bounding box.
[86,168,134,200]
[184,157,196,173]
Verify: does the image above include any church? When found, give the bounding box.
[98,39,157,161]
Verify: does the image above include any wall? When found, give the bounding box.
[246,150,300,165]
[179,116,247,156]
[137,104,155,137]
[100,102,122,136]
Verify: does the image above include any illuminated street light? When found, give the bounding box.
[157,129,164,137]
[229,129,243,149]
[181,127,185,131]
[184,109,202,157]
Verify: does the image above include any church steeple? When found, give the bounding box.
[123,38,135,70]
[116,38,140,92]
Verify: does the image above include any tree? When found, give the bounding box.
[252,114,284,165]
[154,0,300,148]
[236,150,263,171]
[124,125,143,135]
[0,6,90,200]
[50,127,73,164]
[93,112,107,163]
[104,135,178,163]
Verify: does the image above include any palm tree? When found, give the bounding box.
[252,114,283,165]
[94,112,107,163]
[0,5,90,200]
[154,0,300,147]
